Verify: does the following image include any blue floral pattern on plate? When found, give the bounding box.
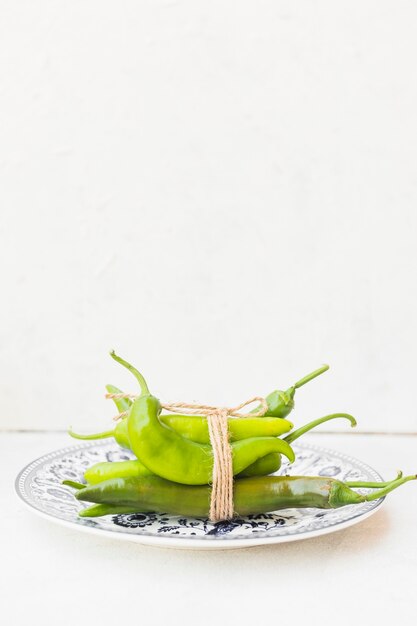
[15,441,385,546]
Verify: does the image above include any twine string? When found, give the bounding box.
[105,393,268,522]
[106,394,268,420]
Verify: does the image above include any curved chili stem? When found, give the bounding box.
[293,365,329,389]
[110,351,149,396]
[62,480,85,490]
[283,413,356,444]
[68,428,115,441]
[364,474,417,501]
[346,471,403,488]
[68,383,130,443]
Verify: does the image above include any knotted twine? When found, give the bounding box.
[105,393,268,522]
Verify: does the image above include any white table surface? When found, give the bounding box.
[2,432,416,625]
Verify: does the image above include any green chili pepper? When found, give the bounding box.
[68,386,131,450]
[159,413,293,443]
[67,363,149,449]
[256,364,329,418]
[238,452,281,477]
[239,411,358,479]
[84,459,153,484]
[105,384,132,415]
[80,504,140,518]
[82,452,281,485]
[72,472,416,518]
[61,482,141,517]
[230,412,356,477]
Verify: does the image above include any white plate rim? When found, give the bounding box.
[15,441,385,550]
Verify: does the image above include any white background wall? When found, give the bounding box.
[1,1,416,433]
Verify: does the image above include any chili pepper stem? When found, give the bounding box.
[345,480,395,488]
[345,471,403,488]
[62,480,85,490]
[68,427,115,441]
[293,365,329,389]
[284,413,356,444]
[110,351,150,396]
[363,474,417,501]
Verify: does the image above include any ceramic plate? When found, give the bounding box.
[15,441,385,550]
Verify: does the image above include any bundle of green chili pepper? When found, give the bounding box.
[65,352,416,519]
[70,356,353,481]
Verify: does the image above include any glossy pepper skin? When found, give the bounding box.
[127,394,295,485]
[71,472,416,518]
[84,459,152,484]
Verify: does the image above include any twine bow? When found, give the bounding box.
[105,393,268,522]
